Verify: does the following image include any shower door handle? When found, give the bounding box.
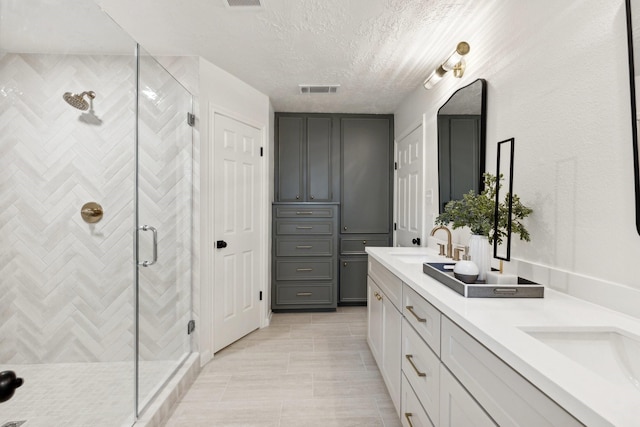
[138,224,158,267]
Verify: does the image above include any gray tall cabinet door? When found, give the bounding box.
[341,118,392,234]
[307,117,333,202]
[277,116,304,201]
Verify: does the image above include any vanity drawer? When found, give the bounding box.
[276,220,333,235]
[275,283,333,305]
[276,238,333,257]
[403,284,442,356]
[441,317,583,427]
[275,259,333,281]
[368,257,402,310]
[340,237,389,254]
[401,374,435,427]
[275,206,334,218]
[402,318,440,422]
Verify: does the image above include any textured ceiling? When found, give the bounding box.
[96,1,489,112]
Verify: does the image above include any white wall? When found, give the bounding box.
[395,0,640,317]
[197,57,271,364]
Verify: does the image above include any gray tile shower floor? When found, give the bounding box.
[165,307,401,427]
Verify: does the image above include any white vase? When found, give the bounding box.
[468,234,491,281]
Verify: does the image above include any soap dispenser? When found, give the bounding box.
[453,247,479,284]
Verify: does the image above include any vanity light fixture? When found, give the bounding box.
[423,41,470,90]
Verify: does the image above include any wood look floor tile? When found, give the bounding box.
[164,307,399,426]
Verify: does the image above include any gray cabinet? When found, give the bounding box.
[339,116,393,304]
[276,115,334,202]
[273,113,392,310]
[339,235,391,303]
[272,203,338,310]
[341,117,392,234]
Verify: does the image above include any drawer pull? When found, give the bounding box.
[296,226,313,230]
[363,240,367,244]
[404,413,415,427]
[296,245,313,249]
[297,292,313,296]
[296,268,313,272]
[374,291,382,301]
[296,211,313,215]
[406,306,427,323]
[405,354,427,377]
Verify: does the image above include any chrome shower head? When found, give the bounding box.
[63,91,96,111]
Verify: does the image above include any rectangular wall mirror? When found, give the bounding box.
[494,138,515,261]
[437,79,487,212]
[625,0,640,234]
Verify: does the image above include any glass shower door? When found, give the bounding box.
[135,47,193,415]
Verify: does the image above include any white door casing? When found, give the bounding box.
[212,113,262,353]
[396,125,423,247]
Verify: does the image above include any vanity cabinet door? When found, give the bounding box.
[440,366,497,427]
[306,117,332,202]
[367,278,383,363]
[367,275,401,417]
[339,257,368,303]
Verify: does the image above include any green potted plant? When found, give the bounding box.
[435,173,532,279]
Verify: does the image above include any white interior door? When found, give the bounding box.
[213,113,262,353]
[396,126,423,247]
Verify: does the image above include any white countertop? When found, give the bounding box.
[366,246,640,427]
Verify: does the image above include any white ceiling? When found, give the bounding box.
[2,0,492,113]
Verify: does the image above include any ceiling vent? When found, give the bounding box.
[223,0,264,8]
[299,85,340,94]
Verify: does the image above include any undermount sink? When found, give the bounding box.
[520,327,640,392]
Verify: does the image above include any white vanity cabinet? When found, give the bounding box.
[367,255,584,427]
[367,259,402,415]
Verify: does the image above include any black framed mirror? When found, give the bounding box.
[625,0,640,234]
[437,79,487,213]
[493,138,514,261]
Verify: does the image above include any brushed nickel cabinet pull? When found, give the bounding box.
[296,268,313,272]
[296,211,313,215]
[363,240,367,244]
[406,306,427,323]
[296,245,313,249]
[405,354,427,377]
[405,412,415,427]
[297,292,313,296]
[343,262,347,267]
[296,226,313,229]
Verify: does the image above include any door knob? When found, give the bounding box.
[0,370,23,403]
[412,238,421,245]
[216,240,228,249]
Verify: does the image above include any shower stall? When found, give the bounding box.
[0,1,194,425]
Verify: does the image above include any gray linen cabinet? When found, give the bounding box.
[273,113,392,310]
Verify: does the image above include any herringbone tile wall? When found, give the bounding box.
[0,52,198,365]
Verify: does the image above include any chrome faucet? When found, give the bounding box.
[430,225,453,258]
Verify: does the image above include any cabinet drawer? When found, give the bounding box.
[275,259,333,281]
[340,237,389,255]
[275,283,332,305]
[441,317,583,427]
[276,238,333,257]
[276,220,333,235]
[403,284,442,356]
[401,374,435,427]
[402,318,440,422]
[368,257,402,310]
[275,206,335,218]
